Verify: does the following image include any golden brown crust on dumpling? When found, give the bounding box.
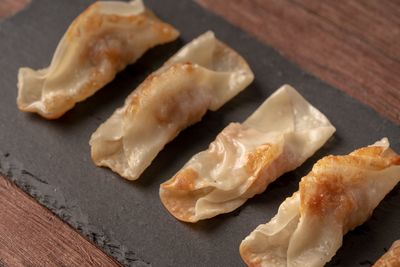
[373,240,400,267]
[90,31,254,181]
[17,1,179,119]
[300,173,357,221]
[244,141,285,198]
[74,10,176,68]
[122,63,211,135]
[67,3,176,44]
[159,85,336,223]
[160,168,213,222]
[162,143,284,222]
[72,4,179,91]
[162,168,199,191]
[300,146,400,220]
[239,244,262,267]
[125,63,204,118]
[160,133,287,222]
[240,139,400,267]
[246,144,278,174]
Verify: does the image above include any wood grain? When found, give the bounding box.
[197,0,400,124]
[0,0,31,19]
[1,0,399,266]
[0,176,120,267]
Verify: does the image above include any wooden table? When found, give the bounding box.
[1,0,399,266]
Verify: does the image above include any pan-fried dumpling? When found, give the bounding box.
[159,85,336,222]
[89,31,254,180]
[17,0,179,119]
[373,240,400,267]
[240,138,400,267]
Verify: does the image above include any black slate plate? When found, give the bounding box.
[0,0,399,266]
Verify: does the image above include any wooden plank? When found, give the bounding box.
[197,0,400,124]
[0,176,120,267]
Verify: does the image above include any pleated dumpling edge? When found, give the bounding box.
[159,85,336,223]
[89,31,254,181]
[17,0,179,119]
[240,138,400,267]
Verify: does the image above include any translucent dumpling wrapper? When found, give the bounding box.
[89,31,254,180]
[240,138,400,267]
[17,0,179,119]
[373,240,400,267]
[159,85,336,222]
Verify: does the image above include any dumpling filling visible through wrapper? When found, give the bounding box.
[159,85,336,222]
[89,31,255,180]
[240,138,400,267]
[17,0,179,119]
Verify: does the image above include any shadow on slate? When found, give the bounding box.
[0,0,399,266]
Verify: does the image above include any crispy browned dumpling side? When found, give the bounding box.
[373,240,400,267]
[159,85,336,222]
[240,139,400,267]
[17,0,179,119]
[89,31,254,180]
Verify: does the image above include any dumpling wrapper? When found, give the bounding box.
[373,240,400,267]
[159,85,336,222]
[17,0,179,119]
[89,31,254,180]
[240,138,400,267]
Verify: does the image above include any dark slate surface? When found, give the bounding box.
[0,0,399,266]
